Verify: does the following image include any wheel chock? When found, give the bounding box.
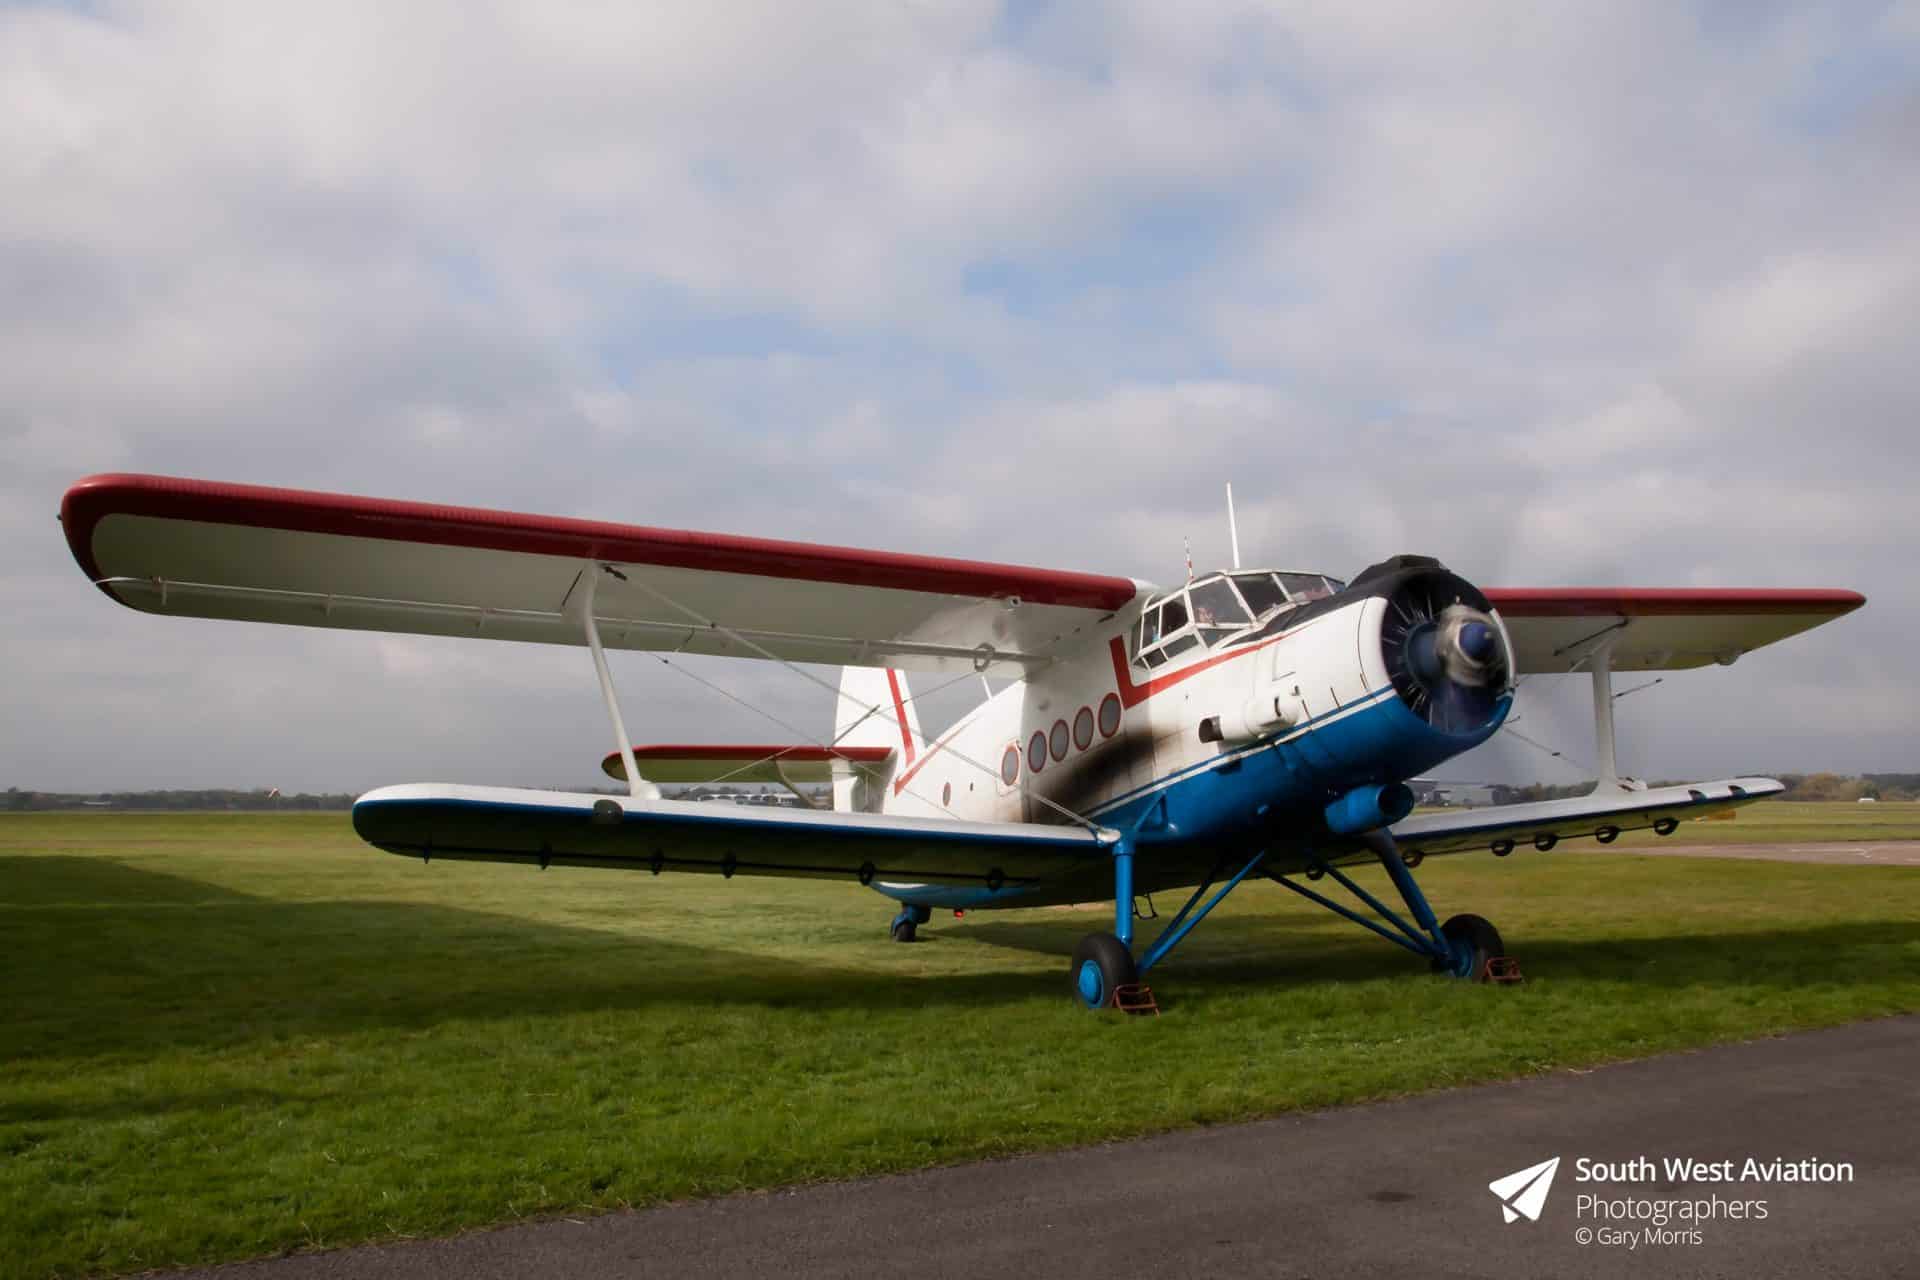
[1485,956,1524,984]
[1111,983,1160,1016]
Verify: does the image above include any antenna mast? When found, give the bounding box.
[1225,482,1242,570]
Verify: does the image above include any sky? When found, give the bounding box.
[4,0,1917,794]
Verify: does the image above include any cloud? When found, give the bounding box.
[3,1,1915,790]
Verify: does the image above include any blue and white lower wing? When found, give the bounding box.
[353,784,1113,888]
[1386,777,1785,858]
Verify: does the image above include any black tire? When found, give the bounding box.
[1071,932,1137,1010]
[1653,817,1679,836]
[1433,913,1504,980]
[1595,825,1620,844]
[889,918,917,943]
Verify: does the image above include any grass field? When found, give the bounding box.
[4,803,1919,1277]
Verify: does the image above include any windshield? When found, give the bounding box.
[1278,572,1337,602]
[1232,572,1289,617]
[1190,576,1252,646]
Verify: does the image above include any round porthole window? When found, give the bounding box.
[942,781,951,806]
[1028,730,1048,773]
[1049,719,1069,762]
[1072,706,1094,750]
[1000,745,1019,785]
[1098,692,1122,738]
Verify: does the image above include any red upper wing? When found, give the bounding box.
[61,473,1143,673]
[1485,587,1864,672]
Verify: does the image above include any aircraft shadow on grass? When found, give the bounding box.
[2,856,1061,1067]
[6,857,1918,1074]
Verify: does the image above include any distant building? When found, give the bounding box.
[1410,781,1514,808]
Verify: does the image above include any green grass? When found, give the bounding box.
[3,809,1919,1278]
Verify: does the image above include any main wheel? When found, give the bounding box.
[1071,932,1137,1010]
[889,916,918,943]
[1432,913,1504,980]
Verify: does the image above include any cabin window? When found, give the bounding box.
[1049,719,1070,762]
[1000,745,1019,785]
[1098,692,1122,737]
[1027,729,1048,773]
[1073,706,1095,750]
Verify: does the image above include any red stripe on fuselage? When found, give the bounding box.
[1106,621,1315,709]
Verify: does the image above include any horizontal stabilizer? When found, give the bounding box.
[1389,777,1785,859]
[601,744,893,785]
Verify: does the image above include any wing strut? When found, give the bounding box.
[573,564,656,802]
[1588,636,1622,793]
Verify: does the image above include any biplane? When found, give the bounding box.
[60,473,1864,1009]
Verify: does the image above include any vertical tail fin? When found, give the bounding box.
[833,666,922,812]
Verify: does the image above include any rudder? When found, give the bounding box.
[833,666,923,812]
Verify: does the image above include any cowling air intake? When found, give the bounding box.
[1363,557,1514,735]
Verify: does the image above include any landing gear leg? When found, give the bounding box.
[889,903,930,942]
[1067,837,1270,1009]
[1071,833,1139,1009]
[1265,832,1507,981]
[1363,830,1504,979]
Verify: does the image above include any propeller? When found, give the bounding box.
[1378,570,1513,735]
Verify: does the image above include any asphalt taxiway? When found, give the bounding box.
[179,1014,1920,1279]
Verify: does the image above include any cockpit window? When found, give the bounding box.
[1232,572,1289,617]
[1189,576,1252,646]
[1133,593,1197,669]
[1278,572,1336,602]
[1132,570,1346,670]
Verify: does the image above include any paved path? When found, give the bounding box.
[1575,840,1920,866]
[181,1016,1920,1279]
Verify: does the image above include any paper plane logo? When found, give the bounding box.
[1489,1156,1560,1223]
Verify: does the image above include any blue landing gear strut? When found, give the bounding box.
[1266,830,1504,980]
[1070,835,1271,1011]
[889,903,930,943]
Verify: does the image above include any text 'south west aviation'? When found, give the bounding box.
[61,474,1865,1009]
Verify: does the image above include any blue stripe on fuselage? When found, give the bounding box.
[876,686,1512,911]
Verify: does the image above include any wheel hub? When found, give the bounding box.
[1076,959,1105,1007]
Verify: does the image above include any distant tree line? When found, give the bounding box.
[4,787,357,812]
[1777,773,1919,801]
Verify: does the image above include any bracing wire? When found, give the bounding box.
[604,567,1111,831]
